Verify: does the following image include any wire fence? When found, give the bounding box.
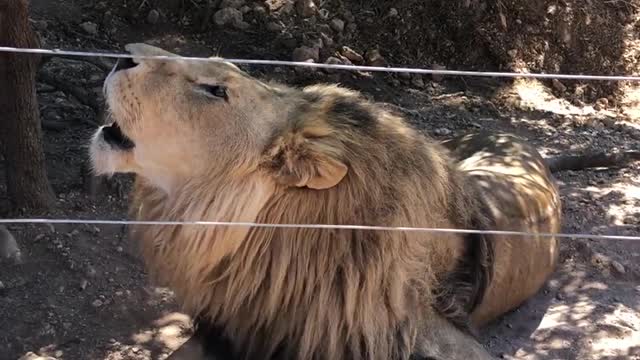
[1,45,639,242]
[1,218,640,242]
[3,46,640,81]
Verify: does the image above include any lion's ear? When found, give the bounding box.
[264,132,348,190]
[304,156,348,190]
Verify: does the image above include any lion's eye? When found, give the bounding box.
[198,84,228,100]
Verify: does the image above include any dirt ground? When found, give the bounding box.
[1,1,640,359]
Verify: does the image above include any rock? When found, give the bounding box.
[325,56,343,65]
[116,246,124,253]
[387,8,399,17]
[431,64,446,82]
[338,54,354,64]
[220,0,246,9]
[266,21,284,32]
[263,0,282,12]
[233,20,250,30]
[330,18,345,33]
[600,117,616,128]
[86,265,97,278]
[79,279,88,290]
[318,24,332,34]
[343,10,355,22]
[92,299,104,307]
[324,56,345,73]
[294,59,317,74]
[594,97,609,110]
[0,226,22,264]
[318,8,330,20]
[365,49,386,67]
[434,128,451,136]
[552,79,567,93]
[0,280,4,291]
[147,9,160,24]
[591,252,609,266]
[277,33,298,49]
[320,33,334,47]
[252,5,267,18]
[341,46,364,64]
[213,8,243,27]
[292,46,319,62]
[79,21,98,35]
[307,37,323,50]
[398,71,411,80]
[296,0,317,18]
[411,74,425,88]
[611,260,626,275]
[19,352,58,360]
[32,20,48,31]
[240,5,251,14]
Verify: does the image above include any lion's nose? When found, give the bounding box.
[113,56,138,73]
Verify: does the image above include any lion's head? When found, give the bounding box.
[91,43,300,193]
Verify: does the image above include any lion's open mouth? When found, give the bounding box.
[102,122,135,149]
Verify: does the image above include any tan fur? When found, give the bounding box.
[89,44,560,360]
[441,132,561,326]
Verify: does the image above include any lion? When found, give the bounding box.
[89,43,562,360]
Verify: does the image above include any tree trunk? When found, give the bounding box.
[0,0,54,212]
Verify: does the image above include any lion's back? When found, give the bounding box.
[442,132,561,326]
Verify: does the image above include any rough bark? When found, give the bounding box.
[0,0,54,211]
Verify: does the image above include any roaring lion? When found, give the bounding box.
[89,44,562,360]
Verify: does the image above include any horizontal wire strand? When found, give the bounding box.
[2,46,640,81]
[0,46,637,242]
[0,218,639,242]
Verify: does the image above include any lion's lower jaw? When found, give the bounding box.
[89,129,118,176]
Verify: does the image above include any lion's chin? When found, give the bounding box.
[89,124,137,176]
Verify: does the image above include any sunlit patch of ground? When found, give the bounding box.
[101,311,192,360]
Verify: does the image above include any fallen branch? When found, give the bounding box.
[55,54,113,72]
[431,91,465,101]
[547,150,640,172]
